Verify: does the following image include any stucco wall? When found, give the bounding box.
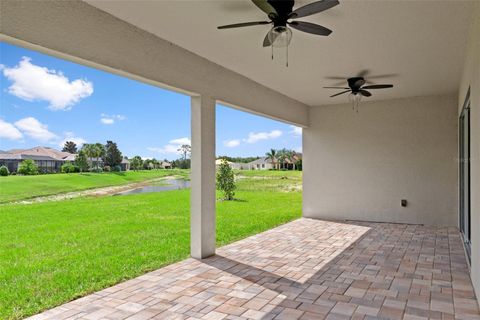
[458,1,480,304]
[303,94,458,226]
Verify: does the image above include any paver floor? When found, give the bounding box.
[28,218,479,320]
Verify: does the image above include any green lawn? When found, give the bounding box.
[0,170,189,203]
[0,170,301,320]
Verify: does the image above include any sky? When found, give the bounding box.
[0,42,302,160]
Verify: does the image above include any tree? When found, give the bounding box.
[75,150,89,172]
[277,148,288,170]
[62,141,77,154]
[94,143,106,170]
[18,159,38,175]
[82,143,105,171]
[178,144,191,161]
[216,159,236,200]
[103,140,123,168]
[265,149,278,170]
[0,165,9,176]
[130,156,143,171]
[61,161,76,173]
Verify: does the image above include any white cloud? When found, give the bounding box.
[289,125,302,136]
[169,137,191,145]
[100,113,126,125]
[148,137,191,155]
[14,117,58,142]
[0,118,23,140]
[2,57,93,110]
[224,139,240,148]
[100,118,114,125]
[58,132,87,149]
[295,146,303,153]
[244,130,282,144]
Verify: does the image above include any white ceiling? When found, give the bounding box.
[87,0,473,106]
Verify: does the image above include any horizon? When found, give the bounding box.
[0,42,302,161]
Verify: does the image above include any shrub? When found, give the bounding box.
[103,165,111,172]
[18,159,39,175]
[61,161,76,173]
[0,165,9,176]
[10,171,17,176]
[216,159,236,201]
[113,165,122,172]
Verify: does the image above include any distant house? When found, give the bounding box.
[0,146,76,173]
[161,161,172,169]
[246,157,275,170]
[215,159,246,170]
[120,158,130,171]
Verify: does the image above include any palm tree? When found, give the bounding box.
[265,149,277,170]
[277,148,288,170]
[81,144,96,169]
[178,144,191,161]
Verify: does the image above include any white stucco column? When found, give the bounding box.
[190,95,216,259]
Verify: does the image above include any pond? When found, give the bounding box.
[115,179,190,196]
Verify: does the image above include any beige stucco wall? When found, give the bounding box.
[303,94,458,226]
[458,1,480,303]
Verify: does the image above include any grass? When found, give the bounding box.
[0,169,189,203]
[0,170,301,320]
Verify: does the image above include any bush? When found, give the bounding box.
[89,167,103,173]
[0,165,9,176]
[10,171,17,175]
[103,165,111,172]
[18,159,39,175]
[61,161,76,173]
[113,165,122,172]
[216,159,236,201]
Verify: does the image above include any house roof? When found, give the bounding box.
[247,157,273,165]
[4,146,75,161]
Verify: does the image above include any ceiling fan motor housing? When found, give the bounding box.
[347,77,365,93]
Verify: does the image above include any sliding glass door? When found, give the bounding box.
[459,91,471,261]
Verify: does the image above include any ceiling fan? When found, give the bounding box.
[324,73,394,111]
[217,0,338,63]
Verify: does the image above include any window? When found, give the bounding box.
[459,89,471,262]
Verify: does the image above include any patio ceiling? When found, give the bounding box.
[87,0,473,106]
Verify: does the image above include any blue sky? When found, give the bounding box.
[0,42,301,160]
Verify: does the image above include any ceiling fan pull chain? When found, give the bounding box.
[271,45,274,60]
[286,45,289,67]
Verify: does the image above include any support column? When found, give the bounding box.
[190,95,216,259]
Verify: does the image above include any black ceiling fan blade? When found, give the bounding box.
[289,0,339,19]
[252,0,278,17]
[362,84,393,89]
[323,86,349,89]
[218,21,271,29]
[367,74,398,79]
[288,21,332,36]
[359,89,372,97]
[330,90,351,98]
[357,69,370,78]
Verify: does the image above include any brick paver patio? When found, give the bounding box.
[28,218,479,320]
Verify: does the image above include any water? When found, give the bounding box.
[116,179,190,195]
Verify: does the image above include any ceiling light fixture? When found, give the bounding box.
[268,26,293,66]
